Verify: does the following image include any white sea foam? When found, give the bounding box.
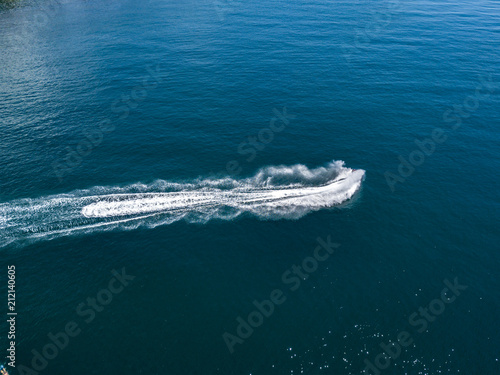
[0,161,365,248]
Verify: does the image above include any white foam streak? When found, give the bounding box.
[0,161,364,248]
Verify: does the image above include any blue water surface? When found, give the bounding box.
[0,0,499,374]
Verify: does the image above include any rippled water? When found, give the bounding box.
[0,0,499,374]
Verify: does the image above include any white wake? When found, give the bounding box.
[0,161,365,248]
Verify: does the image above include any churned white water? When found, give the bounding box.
[0,161,364,247]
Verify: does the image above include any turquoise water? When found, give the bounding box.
[0,0,499,374]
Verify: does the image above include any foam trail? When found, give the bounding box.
[0,161,365,248]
